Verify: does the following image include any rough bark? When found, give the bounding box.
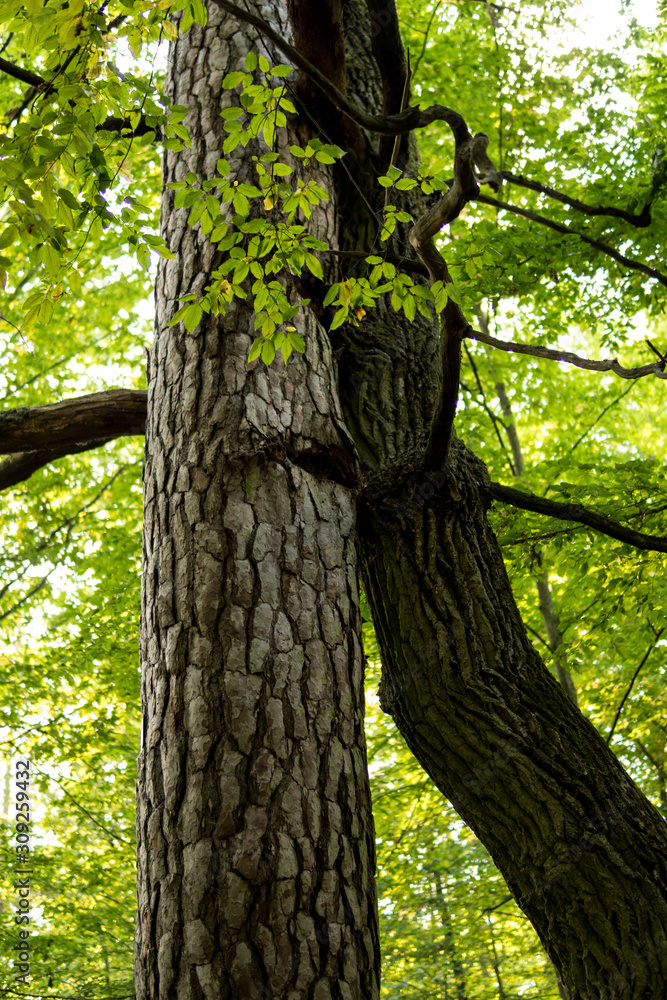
[136,5,379,998]
[356,441,667,999]
[329,10,667,997]
[133,1,667,998]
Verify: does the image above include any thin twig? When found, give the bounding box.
[462,343,516,474]
[566,384,636,456]
[412,2,443,76]
[476,193,667,288]
[606,630,665,744]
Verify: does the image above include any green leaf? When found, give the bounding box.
[0,225,19,250]
[261,338,276,365]
[330,307,348,330]
[183,302,203,332]
[248,336,263,362]
[323,283,339,307]
[287,330,305,352]
[223,71,247,88]
[305,254,323,279]
[38,297,54,326]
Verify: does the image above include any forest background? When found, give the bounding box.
[0,0,666,996]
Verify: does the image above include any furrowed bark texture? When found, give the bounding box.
[356,443,667,999]
[330,6,667,998]
[136,4,379,998]
[134,0,667,998]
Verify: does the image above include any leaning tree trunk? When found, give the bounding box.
[135,4,379,998]
[327,6,667,999]
[356,441,667,1000]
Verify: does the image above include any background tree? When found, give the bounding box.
[0,0,666,998]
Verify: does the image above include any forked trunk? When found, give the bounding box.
[136,2,667,999]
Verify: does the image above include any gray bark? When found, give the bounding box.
[136,5,379,997]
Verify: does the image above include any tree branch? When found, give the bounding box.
[489,481,667,554]
[0,43,153,136]
[406,133,502,469]
[0,438,126,492]
[462,341,516,475]
[96,115,159,137]
[0,55,45,88]
[365,0,410,163]
[213,0,505,475]
[476,193,667,287]
[211,0,484,138]
[606,630,665,744]
[468,328,667,381]
[501,171,652,228]
[0,389,147,455]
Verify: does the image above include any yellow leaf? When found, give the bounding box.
[51,284,64,301]
[264,194,275,210]
[355,307,366,321]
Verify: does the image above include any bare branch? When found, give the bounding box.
[501,171,652,228]
[468,328,667,380]
[0,389,147,455]
[0,55,45,88]
[567,384,636,457]
[365,0,410,163]
[606,630,665,744]
[489,482,667,554]
[462,342,517,475]
[96,115,159,137]
[405,131,502,468]
[0,438,124,492]
[476,193,667,288]
[412,1,444,76]
[500,502,667,549]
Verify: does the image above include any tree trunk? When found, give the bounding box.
[136,4,379,997]
[135,1,667,998]
[356,438,667,999]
